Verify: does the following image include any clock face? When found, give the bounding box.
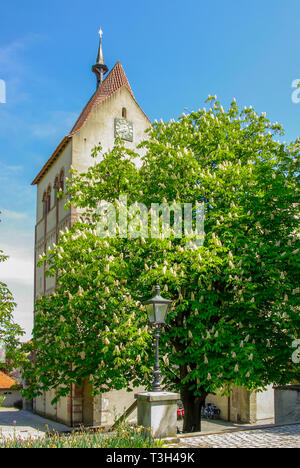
[114,118,133,142]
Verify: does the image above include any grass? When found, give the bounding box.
[0,423,165,448]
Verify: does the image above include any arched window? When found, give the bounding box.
[59,169,64,193]
[42,192,47,217]
[122,107,127,119]
[54,177,59,205]
[47,186,51,213]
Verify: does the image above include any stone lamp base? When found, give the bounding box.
[134,392,180,439]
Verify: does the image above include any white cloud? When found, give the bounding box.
[0,244,33,286]
[1,209,28,220]
[0,162,23,173]
[10,281,33,341]
[0,213,34,340]
[0,34,45,75]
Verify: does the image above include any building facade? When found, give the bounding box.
[31,34,149,427]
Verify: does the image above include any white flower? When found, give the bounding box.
[162,355,169,366]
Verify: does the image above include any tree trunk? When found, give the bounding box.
[181,387,207,433]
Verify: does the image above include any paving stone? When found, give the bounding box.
[0,408,71,440]
[173,424,300,448]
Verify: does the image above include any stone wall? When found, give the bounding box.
[275,385,300,424]
[206,385,274,424]
[0,390,22,408]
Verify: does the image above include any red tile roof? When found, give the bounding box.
[70,61,135,135]
[0,372,18,390]
[32,61,149,186]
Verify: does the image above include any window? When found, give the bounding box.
[42,192,47,217]
[59,170,64,192]
[46,186,51,213]
[122,107,127,119]
[54,177,59,205]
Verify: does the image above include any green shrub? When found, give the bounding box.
[0,424,165,448]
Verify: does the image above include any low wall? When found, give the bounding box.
[0,390,22,407]
[274,385,300,425]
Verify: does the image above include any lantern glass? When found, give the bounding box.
[146,304,155,323]
[154,303,169,324]
[143,285,172,325]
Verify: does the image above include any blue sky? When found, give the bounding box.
[0,0,300,338]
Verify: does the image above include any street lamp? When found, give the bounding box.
[143,285,172,392]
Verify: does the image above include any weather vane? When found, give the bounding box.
[99,27,103,39]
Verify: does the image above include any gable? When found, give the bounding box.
[32,61,150,185]
[71,85,150,172]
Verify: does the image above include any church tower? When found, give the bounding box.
[31,30,150,426]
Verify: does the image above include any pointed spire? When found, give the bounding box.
[92,27,108,89]
[96,28,105,66]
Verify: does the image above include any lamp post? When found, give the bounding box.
[143,285,172,392]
